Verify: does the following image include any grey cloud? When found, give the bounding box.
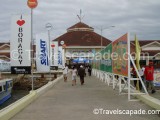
[0,0,160,42]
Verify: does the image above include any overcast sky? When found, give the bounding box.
[0,0,160,42]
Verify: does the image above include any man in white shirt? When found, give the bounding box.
[139,66,145,90]
[63,63,68,82]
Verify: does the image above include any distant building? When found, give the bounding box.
[131,40,160,69]
[0,43,10,61]
[54,22,111,66]
[0,22,159,69]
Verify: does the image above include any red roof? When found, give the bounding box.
[141,50,160,56]
[54,22,111,46]
[54,31,111,46]
[131,40,160,47]
[67,22,93,30]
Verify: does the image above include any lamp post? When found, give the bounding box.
[96,26,115,50]
[45,23,53,81]
[27,0,38,91]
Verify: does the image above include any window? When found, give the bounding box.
[0,86,2,92]
[10,82,13,87]
[7,82,11,88]
[3,85,6,91]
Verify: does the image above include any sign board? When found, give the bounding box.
[0,60,10,72]
[100,43,112,73]
[27,0,38,9]
[50,41,58,70]
[112,33,128,77]
[10,14,31,74]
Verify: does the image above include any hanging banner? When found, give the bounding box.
[10,14,31,74]
[112,33,128,77]
[58,46,64,68]
[36,33,50,72]
[50,41,58,70]
[100,43,112,73]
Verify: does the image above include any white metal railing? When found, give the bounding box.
[92,68,148,101]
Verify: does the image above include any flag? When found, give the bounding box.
[10,14,31,74]
[135,35,141,90]
[135,35,141,70]
[36,33,50,72]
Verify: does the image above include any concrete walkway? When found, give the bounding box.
[11,74,159,120]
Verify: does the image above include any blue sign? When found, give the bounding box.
[72,58,90,63]
[40,39,49,66]
[58,50,62,65]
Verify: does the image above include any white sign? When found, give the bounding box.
[50,41,58,67]
[45,23,52,31]
[36,33,50,72]
[10,14,31,74]
[60,41,64,45]
[0,60,10,72]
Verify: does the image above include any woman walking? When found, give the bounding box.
[71,67,77,86]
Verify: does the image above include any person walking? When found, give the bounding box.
[144,62,156,94]
[78,65,85,85]
[131,67,137,88]
[71,67,77,86]
[62,63,68,82]
[139,66,145,90]
[88,66,92,76]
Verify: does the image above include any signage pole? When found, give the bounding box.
[48,29,51,81]
[45,23,53,81]
[31,9,34,90]
[48,30,51,81]
[27,0,38,91]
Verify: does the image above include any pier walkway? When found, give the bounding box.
[11,74,159,120]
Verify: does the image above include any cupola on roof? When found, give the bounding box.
[67,22,94,32]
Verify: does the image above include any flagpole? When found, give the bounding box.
[45,23,53,81]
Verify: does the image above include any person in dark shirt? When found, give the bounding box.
[78,65,85,85]
[88,66,92,76]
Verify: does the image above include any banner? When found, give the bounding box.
[58,46,64,68]
[100,43,112,73]
[36,33,50,72]
[112,33,128,77]
[10,14,31,74]
[135,35,141,70]
[50,41,58,70]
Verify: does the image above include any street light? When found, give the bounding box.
[45,23,53,81]
[96,26,115,50]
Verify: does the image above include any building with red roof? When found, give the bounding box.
[54,22,111,66]
[54,22,111,46]
[131,40,160,68]
[53,21,160,68]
